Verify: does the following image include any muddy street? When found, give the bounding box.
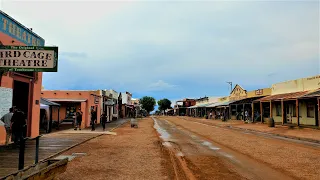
[155,116,320,180]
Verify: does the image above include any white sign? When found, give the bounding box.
[0,87,13,118]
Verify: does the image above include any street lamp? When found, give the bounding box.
[227,82,232,93]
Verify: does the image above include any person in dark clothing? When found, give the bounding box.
[100,111,107,131]
[91,109,97,131]
[11,108,26,144]
[74,108,83,130]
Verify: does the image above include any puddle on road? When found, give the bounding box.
[176,152,184,157]
[162,142,172,147]
[153,118,171,141]
[201,141,220,151]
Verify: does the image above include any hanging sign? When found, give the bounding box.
[0,46,58,72]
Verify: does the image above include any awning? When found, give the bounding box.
[230,96,264,105]
[299,89,320,99]
[254,91,310,102]
[207,100,236,108]
[47,98,87,102]
[40,98,60,106]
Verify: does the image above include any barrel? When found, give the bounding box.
[268,117,275,127]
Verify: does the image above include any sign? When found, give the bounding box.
[230,84,247,101]
[105,99,114,106]
[0,12,45,46]
[0,87,12,118]
[0,46,58,72]
[255,89,263,95]
[94,96,99,104]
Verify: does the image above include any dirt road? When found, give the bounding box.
[156,116,320,180]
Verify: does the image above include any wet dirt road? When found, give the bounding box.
[153,117,319,180]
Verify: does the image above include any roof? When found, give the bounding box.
[207,100,237,108]
[299,89,320,98]
[254,91,310,102]
[47,98,87,102]
[230,96,264,105]
[40,98,60,106]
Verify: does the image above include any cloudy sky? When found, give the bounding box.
[2,0,319,104]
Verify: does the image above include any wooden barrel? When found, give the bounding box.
[268,117,275,127]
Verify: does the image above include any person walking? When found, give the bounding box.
[74,108,83,130]
[91,109,97,131]
[1,108,14,145]
[100,111,107,131]
[11,108,26,145]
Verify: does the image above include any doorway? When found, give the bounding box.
[12,80,30,136]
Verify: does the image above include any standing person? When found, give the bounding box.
[74,108,83,130]
[100,111,107,131]
[245,110,249,121]
[0,108,14,145]
[91,108,97,131]
[209,111,212,119]
[11,108,26,145]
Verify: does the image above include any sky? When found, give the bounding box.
[1,0,319,106]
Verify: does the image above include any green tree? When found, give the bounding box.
[139,96,156,114]
[157,98,172,114]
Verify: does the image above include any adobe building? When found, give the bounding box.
[102,89,119,122]
[121,92,134,118]
[41,90,102,129]
[0,11,45,144]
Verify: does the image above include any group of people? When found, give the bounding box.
[74,108,109,131]
[0,107,27,145]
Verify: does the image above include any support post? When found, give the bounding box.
[229,105,232,120]
[242,104,245,120]
[260,102,263,123]
[281,99,285,125]
[296,99,299,126]
[18,137,26,170]
[252,103,254,122]
[270,100,273,118]
[318,98,320,127]
[57,106,60,130]
[35,136,40,164]
[236,104,238,120]
[49,106,53,133]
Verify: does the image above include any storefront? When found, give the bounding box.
[41,90,102,129]
[0,10,45,143]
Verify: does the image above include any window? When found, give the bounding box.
[307,103,315,118]
[276,104,282,116]
[292,105,296,117]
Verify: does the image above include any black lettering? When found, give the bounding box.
[5,51,12,58]
[46,53,52,60]
[19,60,26,66]
[12,60,19,66]
[4,59,11,66]
[37,52,44,59]
[41,60,47,67]
[13,51,21,57]
[23,51,30,58]
[0,51,4,58]
[34,60,40,66]
[26,60,32,66]
[30,51,37,58]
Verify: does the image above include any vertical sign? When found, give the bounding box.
[0,87,13,118]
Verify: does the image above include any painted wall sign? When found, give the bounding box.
[0,45,58,72]
[230,84,247,101]
[255,89,263,95]
[0,11,45,46]
[0,87,12,118]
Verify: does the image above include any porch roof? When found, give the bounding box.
[207,100,236,108]
[230,96,264,105]
[253,91,310,102]
[299,89,320,98]
[40,98,60,106]
[187,102,213,108]
[47,98,87,102]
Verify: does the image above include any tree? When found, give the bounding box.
[157,98,172,115]
[139,96,156,114]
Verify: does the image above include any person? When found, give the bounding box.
[209,112,212,119]
[1,108,14,145]
[91,109,97,131]
[11,108,26,145]
[245,110,249,121]
[74,108,83,130]
[100,111,108,131]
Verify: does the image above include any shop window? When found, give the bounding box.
[276,104,282,116]
[307,103,315,118]
[263,106,270,118]
[66,105,76,119]
[292,104,296,117]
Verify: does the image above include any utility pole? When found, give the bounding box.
[227,82,233,93]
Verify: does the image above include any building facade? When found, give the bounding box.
[103,89,119,122]
[0,11,45,144]
[41,90,102,129]
[121,92,133,118]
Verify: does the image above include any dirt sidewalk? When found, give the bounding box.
[55,118,176,180]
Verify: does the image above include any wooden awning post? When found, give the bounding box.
[318,98,320,127]
[252,103,254,122]
[57,106,60,130]
[296,99,299,126]
[243,104,245,120]
[260,102,263,123]
[281,99,285,125]
[270,100,273,118]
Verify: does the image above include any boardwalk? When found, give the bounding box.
[0,118,128,178]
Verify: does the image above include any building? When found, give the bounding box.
[41,90,102,129]
[254,75,320,127]
[174,98,196,116]
[102,89,119,122]
[0,10,45,144]
[120,92,134,118]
